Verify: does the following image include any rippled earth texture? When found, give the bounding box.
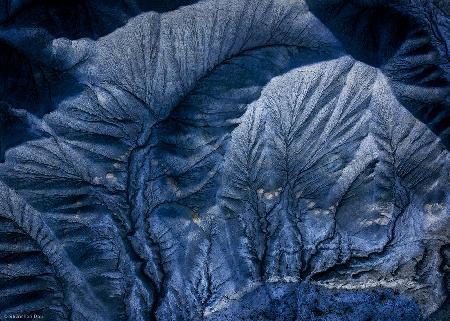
[0,0,449,320]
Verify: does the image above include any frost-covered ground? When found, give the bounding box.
[0,1,449,320]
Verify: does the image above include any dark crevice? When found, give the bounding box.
[0,0,201,40]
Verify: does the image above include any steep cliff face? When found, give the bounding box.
[0,1,448,320]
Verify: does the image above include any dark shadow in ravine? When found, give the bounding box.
[0,0,201,39]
